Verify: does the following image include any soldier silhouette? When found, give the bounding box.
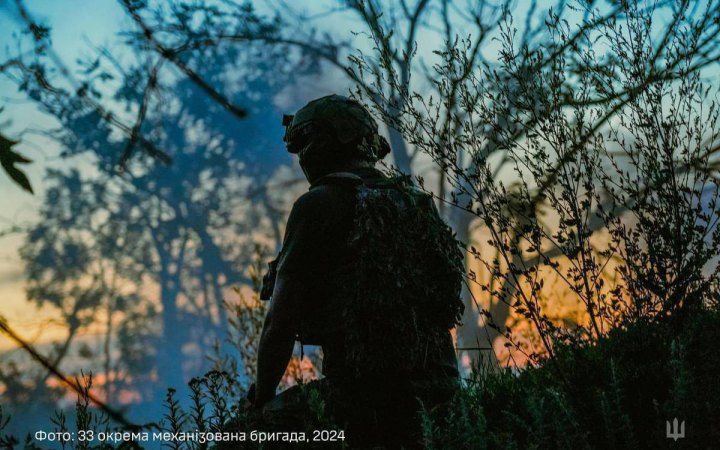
[246,94,464,449]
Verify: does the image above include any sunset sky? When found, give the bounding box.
[2,0,717,364]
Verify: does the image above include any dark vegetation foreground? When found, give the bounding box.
[2,303,719,449]
[422,306,720,450]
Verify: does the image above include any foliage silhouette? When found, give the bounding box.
[0,0,313,432]
[352,0,720,363]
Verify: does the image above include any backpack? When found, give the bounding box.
[260,171,465,376]
[337,172,465,376]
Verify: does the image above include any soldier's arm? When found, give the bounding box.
[254,275,302,407]
[254,188,333,406]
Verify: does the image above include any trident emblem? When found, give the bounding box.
[666,418,685,441]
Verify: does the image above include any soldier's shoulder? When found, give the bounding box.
[292,173,360,214]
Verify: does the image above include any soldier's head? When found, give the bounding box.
[282,94,391,183]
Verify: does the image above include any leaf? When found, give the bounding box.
[0,133,34,194]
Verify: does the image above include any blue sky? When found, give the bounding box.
[0,0,128,349]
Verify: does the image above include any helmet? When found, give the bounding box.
[282,94,391,162]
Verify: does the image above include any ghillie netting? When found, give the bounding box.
[345,175,464,376]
